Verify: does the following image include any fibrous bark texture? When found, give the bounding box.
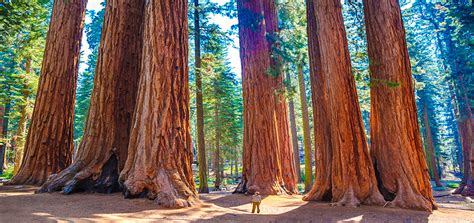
[303,0,384,207]
[10,0,87,185]
[194,0,209,194]
[363,0,437,211]
[119,0,198,208]
[38,0,145,194]
[235,0,297,195]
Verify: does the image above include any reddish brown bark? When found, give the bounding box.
[363,0,437,211]
[10,0,87,185]
[119,0,198,208]
[303,0,384,207]
[235,0,296,195]
[422,104,442,187]
[38,0,144,194]
[263,0,298,194]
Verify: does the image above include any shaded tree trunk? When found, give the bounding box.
[38,0,145,194]
[0,98,10,174]
[303,0,384,207]
[287,73,301,183]
[13,59,33,176]
[297,61,313,192]
[363,0,437,211]
[422,103,442,187]
[214,102,221,190]
[235,0,296,195]
[10,0,87,185]
[0,105,4,174]
[194,0,209,194]
[119,0,198,208]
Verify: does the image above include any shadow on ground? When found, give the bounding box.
[0,185,472,222]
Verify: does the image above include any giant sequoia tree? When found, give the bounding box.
[10,0,87,185]
[303,0,384,207]
[119,0,198,208]
[363,0,437,211]
[39,0,145,194]
[235,0,297,195]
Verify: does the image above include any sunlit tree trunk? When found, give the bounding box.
[38,0,145,194]
[297,61,313,192]
[422,103,442,187]
[263,0,298,194]
[287,73,301,183]
[10,0,87,185]
[303,0,384,207]
[235,0,296,195]
[119,0,198,208]
[363,0,437,211]
[194,0,209,194]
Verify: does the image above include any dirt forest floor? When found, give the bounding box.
[0,185,473,223]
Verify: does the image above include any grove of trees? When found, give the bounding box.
[0,0,472,213]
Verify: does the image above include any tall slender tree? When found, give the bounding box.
[39,0,145,194]
[194,0,209,194]
[303,0,384,207]
[235,0,297,195]
[119,0,198,208]
[297,60,312,192]
[363,0,437,211]
[10,0,87,185]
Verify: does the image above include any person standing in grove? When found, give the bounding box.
[251,192,262,213]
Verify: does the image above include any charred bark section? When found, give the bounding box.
[119,0,198,208]
[38,0,145,193]
[363,0,437,211]
[10,0,87,185]
[303,0,384,207]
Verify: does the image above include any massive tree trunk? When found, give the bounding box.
[422,103,442,187]
[235,0,296,195]
[263,0,298,194]
[38,0,145,194]
[119,0,198,208]
[10,0,87,185]
[303,0,384,207]
[194,0,209,194]
[297,61,313,192]
[287,73,301,183]
[363,0,437,211]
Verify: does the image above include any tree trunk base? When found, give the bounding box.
[303,185,385,207]
[454,183,474,196]
[383,180,438,212]
[121,169,199,209]
[37,154,121,194]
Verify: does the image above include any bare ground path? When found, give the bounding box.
[0,185,473,222]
